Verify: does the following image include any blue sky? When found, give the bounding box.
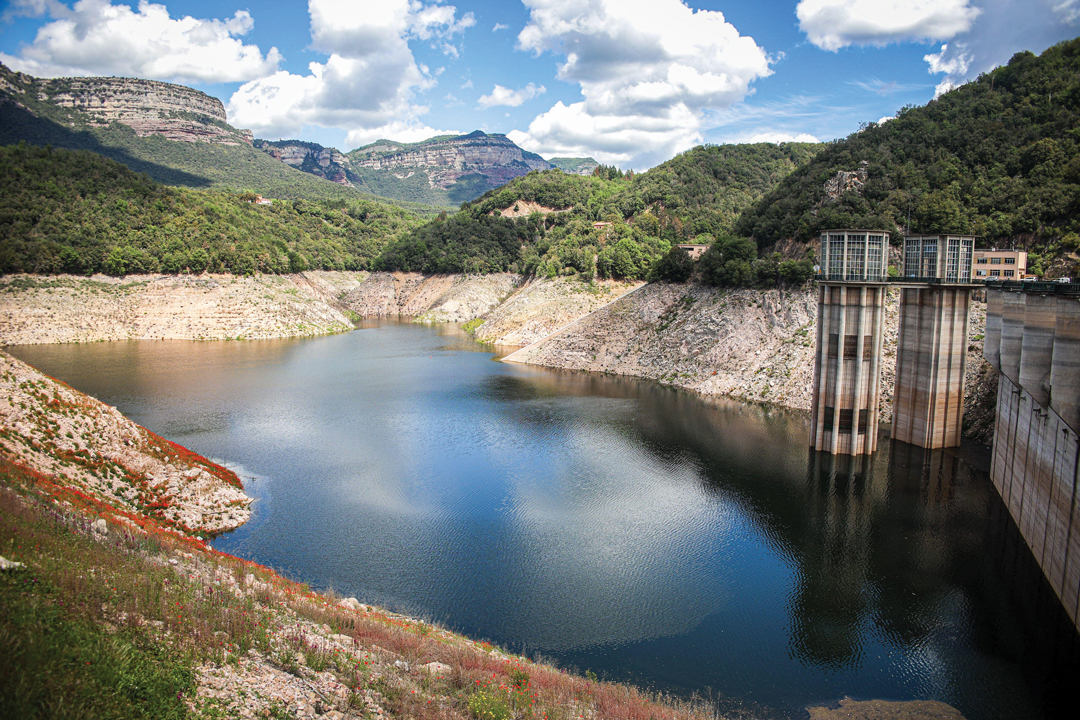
[1,1,1078,169]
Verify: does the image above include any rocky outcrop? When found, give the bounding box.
[252,131,552,204]
[0,350,251,535]
[822,161,869,201]
[348,131,551,191]
[549,157,600,176]
[254,140,355,185]
[339,272,523,321]
[0,64,253,146]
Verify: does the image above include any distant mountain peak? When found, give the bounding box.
[253,131,553,206]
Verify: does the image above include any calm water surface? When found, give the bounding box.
[9,321,1080,720]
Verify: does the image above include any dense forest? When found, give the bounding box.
[0,145,419,275]
[375,142,820,280]
[737,37,1080,269]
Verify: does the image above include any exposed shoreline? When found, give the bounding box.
[0,271,996,443]
[0,281,977,719]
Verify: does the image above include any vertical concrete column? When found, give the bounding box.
[1000,290,1026,386]
[1051,295,1080,434]
[984,287,1003,371]
[810,283,885,455]
[1019,293,1057,407]
[893,286,972,448]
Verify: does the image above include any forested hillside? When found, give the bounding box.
[0,145,419,275]
[375,142,821,279]
[737,38,1080,267]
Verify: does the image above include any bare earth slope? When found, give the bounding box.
[0,272,995,442]
[0,349,250,535]
[473,277,645,346]
[504,283,992,441]
[0,272,363,344]
[340,272,523,321]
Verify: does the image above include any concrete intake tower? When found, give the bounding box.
[811,231,977,455]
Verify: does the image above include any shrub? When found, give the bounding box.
[651,246,695,282]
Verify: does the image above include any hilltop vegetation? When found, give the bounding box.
[0,144,419,275]
[375,142,820,280]
[738,37,1080,270]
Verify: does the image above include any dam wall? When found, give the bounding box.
[985,285,1080,629]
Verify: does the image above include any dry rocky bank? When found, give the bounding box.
[0,271,995,443]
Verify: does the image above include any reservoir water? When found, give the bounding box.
[8,321,1080,720]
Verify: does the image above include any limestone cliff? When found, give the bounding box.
[0,64,252,146]
[349,131,551,188]
[251,131,551,205]
[254,139,357,186]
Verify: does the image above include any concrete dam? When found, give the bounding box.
[983,283,1080,629]
[810,230,1080,630]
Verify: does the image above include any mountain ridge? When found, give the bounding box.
[253,131,556,206]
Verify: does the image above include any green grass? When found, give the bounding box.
[0,486,197,719]
[0,580,194,720]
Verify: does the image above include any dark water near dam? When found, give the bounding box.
[8,320,1080,720]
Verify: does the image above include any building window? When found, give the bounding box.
[976,257,987,264]
[823,407,834,431]
[1004,257,1015,264]
[1004,270,1014,277]
[976,270,987,276]
[828,236,844,279]
[991,257,1002,264]
[846,235,866,280]
[857,409,869,435]
[990,269,1001,276]
[843,335,859,358]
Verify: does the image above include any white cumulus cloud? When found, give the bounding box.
[922,1,1080,97]
[226,0,472,146]
[795,1,1080,99]
[797,0,980,51]
[510,0,771,169]
[0,0,281,83]
[478,82,546,108]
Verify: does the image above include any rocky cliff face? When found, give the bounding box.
[254,140,355,185]
[349,131,551,189]
[0,65,252,146]
[251,131,552,204]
